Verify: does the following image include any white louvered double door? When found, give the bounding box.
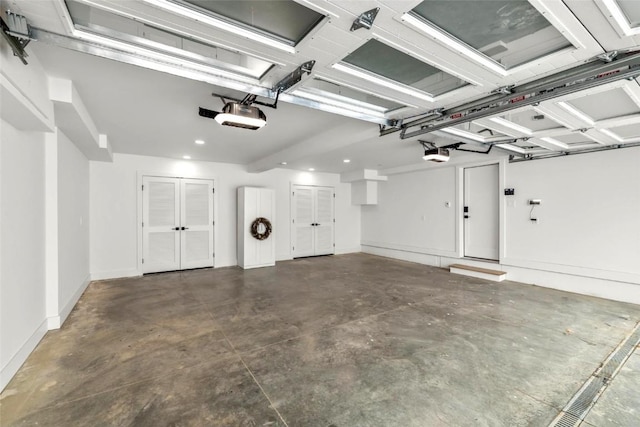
[292,185,334,258]
[142,177,214,273]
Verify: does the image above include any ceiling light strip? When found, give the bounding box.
[401,13,508,76]
[141,0,296,53]
[76,0,286,66]
[488,117,533,135]
[292,89,387,116]
[332,63,434,102]
[557,101,595,125]
[314,74,420,109]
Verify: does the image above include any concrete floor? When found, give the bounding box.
[1,253,639,426]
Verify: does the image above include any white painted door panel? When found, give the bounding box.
[143,177,180,273]
[464,164,499,260]
[180,179,214,270]
[293,186,315,257]
[314,187,335,256]
[292,185,335,258]
[143,176,214,273]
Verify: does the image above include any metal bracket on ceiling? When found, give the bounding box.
[350,8,380,32]
[491,85,515,95]
[272,60,316,94]
[594,51,618,63]
[1,11,34,65]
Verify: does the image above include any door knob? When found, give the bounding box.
[173,227,180,230]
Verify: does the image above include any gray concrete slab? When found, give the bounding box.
[1,253,639,426]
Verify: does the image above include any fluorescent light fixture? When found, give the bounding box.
[495,143,527,154]
[539,137,569,149]
[141,0,296,53]
[401,13,508,76]
[557,101,595,125]
[308,168,315,171]
[441,127,486,142]
[195,139,205,145]
[423,147,450,162]
[183,155,191,159]
[315,74,420,108]
[343,159,351,163]
[601,0,640,36]
[332,63,435,102]
[489,117,533,135]
[291,89,387,118]
[599,128,624,142]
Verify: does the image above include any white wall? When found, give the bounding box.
[56,131,91,322]
[0,120,48,390]
[362,148,640,304]
[90,153,361,279]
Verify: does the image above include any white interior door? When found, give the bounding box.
[464,164,499,260]
[314,187,335,256]
[143,176,180,273]
[142,176,214,273]
[292,185,335,258]
[293,186,315,257]
[180,179,214,270]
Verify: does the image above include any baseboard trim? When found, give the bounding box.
[0,319,48,392]
[363,245,640,305]
[335,245,362,255]
[48,274,92,330]
[90,269,141,281]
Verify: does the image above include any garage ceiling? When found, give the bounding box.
[2,0,640,172]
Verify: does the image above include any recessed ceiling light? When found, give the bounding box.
[343,159,351,163]
[195,139,205,145]
[308,168,315,171]
[183,155,191,160]
[280,161,288,165]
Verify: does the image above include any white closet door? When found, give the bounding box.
[314,187,335,255]
[143,176,180,273]
[293,186,315,257]
[464,164,499,260]
[180,179,214,270]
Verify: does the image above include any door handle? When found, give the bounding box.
[181,227,189,230]
[464,215,469,219]
[173,227,180,230]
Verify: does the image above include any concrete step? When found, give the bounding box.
[449,263,507,282]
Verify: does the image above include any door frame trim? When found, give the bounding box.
[136,171,217,275]
[455,159,506,262]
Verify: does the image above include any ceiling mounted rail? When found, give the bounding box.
[379,51,640,139]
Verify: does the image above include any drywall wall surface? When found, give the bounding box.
[56,131,90,318]
[503,146,640,277]
[90,153,360,278]
[361,167,457,256]
[0,120,47,390]
[361,147,640,300]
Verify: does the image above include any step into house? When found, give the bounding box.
[449,264,507,282]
